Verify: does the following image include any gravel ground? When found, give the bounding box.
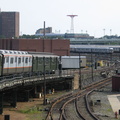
[90,84,120,120]
[0,90,71,120]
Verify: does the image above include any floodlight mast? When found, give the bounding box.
[67,15,78,33]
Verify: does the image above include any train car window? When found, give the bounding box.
[6,57,9,63]
[18,57,21,64]
[10,58,14,64]
[39,58,42,64]
[22,57,24,62]
[29,57,31,62]
[15,57,17,62]
[45,58,49,63]
[25,58,28,63]
[52,58,55,62]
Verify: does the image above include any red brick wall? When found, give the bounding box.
[0,38,70,56]
[0,39,12,50]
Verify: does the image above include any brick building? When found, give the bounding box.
[0,38,70,56]
[0,12,19,38]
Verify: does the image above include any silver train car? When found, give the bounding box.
[0,50,32,76]
[70,45,114,54]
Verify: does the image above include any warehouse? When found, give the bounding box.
[0,38,70,56]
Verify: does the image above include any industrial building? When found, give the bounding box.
[0,38,70,56]
[35,27,52,34]
[0,11,19,38]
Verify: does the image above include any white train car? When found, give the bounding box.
[0,50,32,75]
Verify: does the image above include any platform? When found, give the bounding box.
[108,94,120,113]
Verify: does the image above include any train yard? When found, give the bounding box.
[45,77,112,120]
[0,64,119,120]
[0,50,120,120]
[44,57,120,120]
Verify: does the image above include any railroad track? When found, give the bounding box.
[45,77,111,120]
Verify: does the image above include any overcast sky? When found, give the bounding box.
[1,0,120,38]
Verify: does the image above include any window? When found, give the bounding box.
[45,58,49,62]
[3,57,5,64]
[39,58,42,64]
[18,57,21,64]
[52,58,55,62]
[25,57,28,63]
[45,58,49,64]
[10,58,14,64]
[22,57,24,62]
[15,57,17,62]
[29,57,31,62]
[6,57,9,63]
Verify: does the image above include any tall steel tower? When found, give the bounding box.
[67,15,78,33]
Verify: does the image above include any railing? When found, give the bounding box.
[0,69,75,91]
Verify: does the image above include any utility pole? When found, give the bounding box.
[91,49,94,81]
[79,53,82,89]
[43,21,45,52]
[43,57,46,105]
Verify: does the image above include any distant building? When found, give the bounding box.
[35,27,52,34]
[0,12,19,38]
[64,33,94,39]
[35,32,94,39]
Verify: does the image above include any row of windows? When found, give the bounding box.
[4,57,32,64]
[33,57,56,64]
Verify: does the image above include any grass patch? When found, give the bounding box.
[18,106,42,114]
[107,108,112,112]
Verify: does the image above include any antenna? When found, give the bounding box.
[67,14,78,33]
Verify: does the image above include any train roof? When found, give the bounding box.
[31,54,58,57]
[28,51,54,55]
[62,56,86,59]
[0,49,28,55]
[28,52,58,57]
[70,45,120,49]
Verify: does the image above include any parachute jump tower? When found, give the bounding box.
[67,15,78,33]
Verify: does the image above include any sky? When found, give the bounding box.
[1,0,120,38]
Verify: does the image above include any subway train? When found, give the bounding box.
[70,45,114,53]
[0,50,59,77]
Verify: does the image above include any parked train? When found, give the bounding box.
[70,45,114,53]
[0,50,59,77]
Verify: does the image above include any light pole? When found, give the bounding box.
[103,29,105,38]
[91,49,94,81]
[59,56,62,76]
[110,29,112,36]
[81,30,83,34]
